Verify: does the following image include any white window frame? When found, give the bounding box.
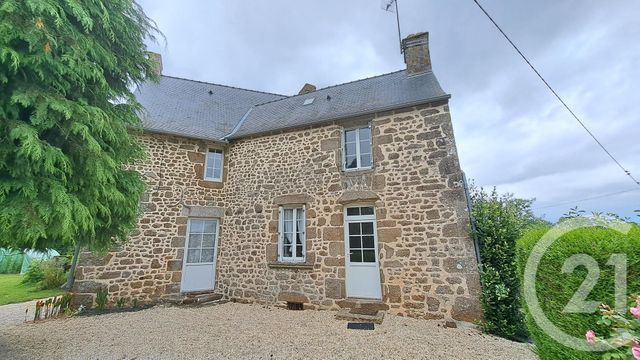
[277,205,306,262]
[342,125,373,171]
[204,149,224,182]
[184,218,220,265]
[344,206,378,264]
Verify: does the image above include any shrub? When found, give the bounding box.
[41,263,66,289]
[471,187,536,340]
[516,222,640,359]
[21,260,45,285]
[95,287,108,310]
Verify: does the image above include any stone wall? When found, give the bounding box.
[72,133,227,306]
[73,101,481,321]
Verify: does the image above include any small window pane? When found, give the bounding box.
[362,236,375,248]
[360,207,374,216]
[360,154,372,168]
[362,250,376,263]
[283,245,293,258]
[283,233,292,246]
[346,208,360,216]
[348,223,361,235]
[201,248,215,262]
[284,209,293,222]
[361,222,374,235]
[202,234,215,247]
[345,142,357,156]
[345,129,356,143]
[190,220,204,234]
[203,221,216,233]
[350,250,362,263]
[205,165,214,179]
[188,234,202,249]
[345,156,358,169]
[296,245,303,257]
[213,167,222,180]
[187,249,201,263]
[359,127,371,141]
[349,236,361,249]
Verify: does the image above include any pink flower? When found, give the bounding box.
[632,343,640,360]
[631,306,640,320]
[585,330,596,343]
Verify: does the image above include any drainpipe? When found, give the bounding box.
[462,172,481,265]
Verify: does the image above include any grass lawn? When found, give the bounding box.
[0,274,64,306]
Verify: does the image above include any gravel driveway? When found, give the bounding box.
[0,302,536,359]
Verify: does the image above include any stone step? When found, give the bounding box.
[335,308,385,324]
[336,298,389,312]
[181,292,223,305]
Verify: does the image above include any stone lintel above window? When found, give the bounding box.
[273,194,314,206]
[180,206,225,218]
[337,190,379,205]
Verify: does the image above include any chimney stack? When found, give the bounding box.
[148,51,163,76]
[298,83,316,95]
[402,32,431,75]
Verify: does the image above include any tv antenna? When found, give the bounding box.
[381,0,403,53]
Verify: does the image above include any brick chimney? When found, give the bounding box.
[402,32,431,75]
[298,83,316,95]
[148,51,163,76]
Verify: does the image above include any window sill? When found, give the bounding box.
[342,168,374,176]
[267,261,314,270]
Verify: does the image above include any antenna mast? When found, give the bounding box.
[382,0,403,54]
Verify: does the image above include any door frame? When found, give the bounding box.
[343,205,382,299]
[180,217,221,293]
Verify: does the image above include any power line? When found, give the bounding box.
[471,0,640,187]
[534,188,640,210]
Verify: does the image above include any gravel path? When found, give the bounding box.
[0,301,36,327]
[0,302,536,359]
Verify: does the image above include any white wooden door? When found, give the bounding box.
[181,218,219,292]
[344,206,382,299]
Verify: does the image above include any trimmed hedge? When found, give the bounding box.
[471,187,532,340]
[516,223,640,359]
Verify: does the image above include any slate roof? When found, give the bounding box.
[135,76,286,141]
[227,70,448,139]
[135,70,449,141]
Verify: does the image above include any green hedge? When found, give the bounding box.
[0,249,24,274]
[516,223,640,359]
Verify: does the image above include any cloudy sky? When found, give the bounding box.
[139,0,639,222]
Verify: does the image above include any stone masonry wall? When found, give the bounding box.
[73,101,481,321]
[218,101,481,321]
[72,133,227,306]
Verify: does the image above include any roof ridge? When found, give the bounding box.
[251,69,411,107]
[160,74,288,98]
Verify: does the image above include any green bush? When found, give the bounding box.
[516,223,640,359]
[21,259,67,289]
[41,263,66,289]
[471,187,535,340]
[21,260,45,285]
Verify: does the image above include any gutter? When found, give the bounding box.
[462,171,481,265]
[141,127,229,144]
[222,106,253,141]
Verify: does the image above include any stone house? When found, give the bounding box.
[73,32,482,322]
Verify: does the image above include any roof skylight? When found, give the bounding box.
[303,98,315,106]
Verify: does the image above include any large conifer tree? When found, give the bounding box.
[0,1,157,260]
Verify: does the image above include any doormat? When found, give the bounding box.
[347,322,375,330]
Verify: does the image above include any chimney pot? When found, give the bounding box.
[298,83,316,95]
[147,51,163,77]
[402,32,431,75]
